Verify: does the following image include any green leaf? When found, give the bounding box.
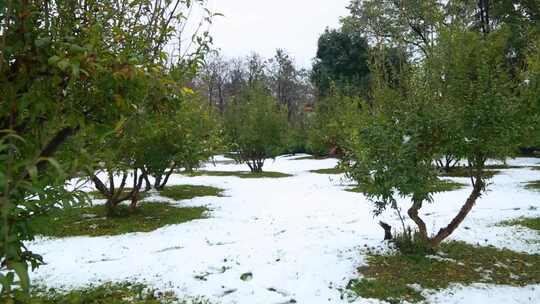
[57,59,71,71]
[48,55,61,66]
[26,165,38,180]
[71,62,80,79]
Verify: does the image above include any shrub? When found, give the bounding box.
[224,84,288,172]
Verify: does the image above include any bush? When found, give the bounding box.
[224,84,288,172]
[307,93,363,157]
[392,228,433,256]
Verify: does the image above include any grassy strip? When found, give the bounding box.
[29,203,207,237]
[347,179,466,194]
[524,180,540,191]
[158,185,225,200]
[310,167,344,175]
[484,164,524,169]
[89,188,149,200]
[500,217,540,232]
[348,242,540,303]
[7,282,210,304]
[294,155,332,160]
[440,167,499,178]
[188,171,292,179]
[431,179,467,192]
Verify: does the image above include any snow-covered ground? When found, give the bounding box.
[29,155,540,303]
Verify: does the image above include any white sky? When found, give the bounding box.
[205,0,351,68]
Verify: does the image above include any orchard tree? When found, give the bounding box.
[0,0,213,296]
[307,93,363,156]
[224,84,288,173]
[346,0,444,57]
[88,68,220,215]
[311,27,371,98]
[268,49,310,121]
[522,39,540,151]
[199,53,231,113]
[141,97,221,190]
[345,26,523,249]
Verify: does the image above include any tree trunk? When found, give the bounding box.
[155,163,176,190]
[143,170,151,191]
[92,170,143,217]
[154,174,162,190]
[105,199,117,217]
[407,199,429,240]
[379,221,393,240]
[129,168,139,213]
[429,177,485,247]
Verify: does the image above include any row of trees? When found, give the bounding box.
[0,0,219,296]
[312,0,540,249]
[1,0,539,297]
[195,51,319,169]
[196,50,314,121]
[0,1,316,294]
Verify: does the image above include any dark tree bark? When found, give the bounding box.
[246,158,264,173]
[152,162,176,190]
[142,169,152,191]
[407,199,429,240]
[379,221,393,240]
[477,0,492,35]
[436,155,459,173]
[405,172,486,248]
[429,177,485,247]
[129,168,145,212]
[92,168,145,217]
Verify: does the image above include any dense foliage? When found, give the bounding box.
[1,0,538,299]
[0,0,213,296]
[224,85,288,172]
[342,1,531,248]
[311,28,371,98]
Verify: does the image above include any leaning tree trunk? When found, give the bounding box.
[129,168,146,212]
[428,177,485,247]
[406,175,485,248]
[153,163,176,191]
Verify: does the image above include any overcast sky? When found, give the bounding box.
[204,0,351,68]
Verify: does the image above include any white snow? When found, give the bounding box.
[29,154,540,303]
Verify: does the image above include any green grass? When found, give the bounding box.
[524,180,540,191]
[485,164,523,169]
[159,184,225,200]
[7,282,210,304]
[294,155,331,160]
[440,167,499,178]
[346,179,466,194]
[432,179,467,192]
[187,170,292,179]
[310,167,344,174]
[294,155,317,160]
[348,241,540,303]
[500,217,540,232]
[29,203,207,237]
[89,189,149,200]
